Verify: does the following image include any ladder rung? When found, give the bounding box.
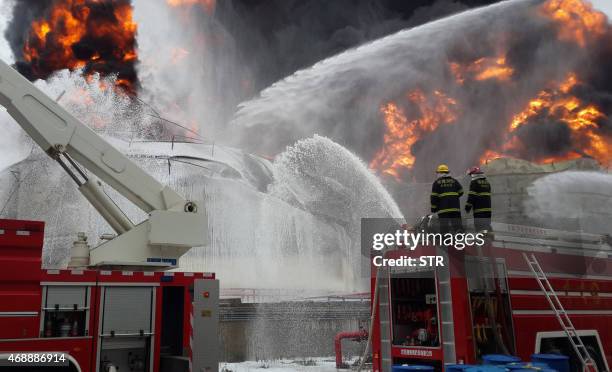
[523,253,600,372]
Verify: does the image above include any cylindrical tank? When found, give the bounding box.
[68,232,90,268]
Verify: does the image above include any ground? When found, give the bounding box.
[221,357,370,372]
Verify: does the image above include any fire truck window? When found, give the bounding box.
[390,274,440,347]
[42,310,87,338]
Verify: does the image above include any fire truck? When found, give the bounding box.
[0,59,219,371]
[370,220,612,372]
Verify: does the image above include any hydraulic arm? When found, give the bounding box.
[0,59,207,268]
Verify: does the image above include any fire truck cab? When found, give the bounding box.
[371,222,612,372]
[0,218,219,372]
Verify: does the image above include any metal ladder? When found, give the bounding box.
[377,266,393,372]
[522,253,598,372]
[437,245,457,363]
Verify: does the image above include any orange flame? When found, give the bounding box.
[450,55,514,84]
[541,0,607,47]
[167,0,216,13]
[491,72,610,166]
[370,0,612,178]
[22,0,138,94]
[370,90,459,179]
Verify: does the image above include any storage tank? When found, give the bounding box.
[0,139,358,293]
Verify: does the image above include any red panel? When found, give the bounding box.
[511,294,612,311]
[450,277,474,364]
[0,259,41,282]
[509,277,612,293]
[0,316,40,339]
[87,285,101,372]
[0,219,44,283]
[0,219,44,257]
[0,286,41,311]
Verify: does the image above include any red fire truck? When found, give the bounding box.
[0,59,220,371]
[0,218,219,372]
[370,222,611,372]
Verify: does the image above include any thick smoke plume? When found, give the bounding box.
[232,0,612,181]
[6,0,138,93]
[134,0,494,142]
[3,0,496,140]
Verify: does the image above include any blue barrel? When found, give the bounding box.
[531,354,569,372]
[392,365,435,372]
[509,370,557,372]
[506,362,551,370]
[482,354,522,365]
[465,366,507,372]
[445,364,476,372]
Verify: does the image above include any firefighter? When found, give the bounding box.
[430,164,463,234]
[465,166,492,232]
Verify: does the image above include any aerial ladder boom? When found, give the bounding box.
[0,59,207,268]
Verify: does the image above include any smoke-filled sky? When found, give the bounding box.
[1,0,611,120]
[0,0,612,180]
[231,0,612,181]
[1,0,611,65]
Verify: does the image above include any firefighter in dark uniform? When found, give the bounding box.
[430,164,464,234]
[465,166,492,231]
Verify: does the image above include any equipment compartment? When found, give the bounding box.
[390,272,440,347]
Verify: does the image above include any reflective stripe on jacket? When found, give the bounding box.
[466,176,492,217]
[431,176,463,215]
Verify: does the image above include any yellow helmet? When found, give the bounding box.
[436,164,449,173]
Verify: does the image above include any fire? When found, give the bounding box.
[20,0,138,94]
[495,73,610,165]
[541,0,607,47]
[370,90,459,179]
[450,55,513,84]
[366,0,612,179]
[167,0,216,13]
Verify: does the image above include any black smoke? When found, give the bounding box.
[5,0,138,93]
[229,0,612,182]
[215,0,499,97]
